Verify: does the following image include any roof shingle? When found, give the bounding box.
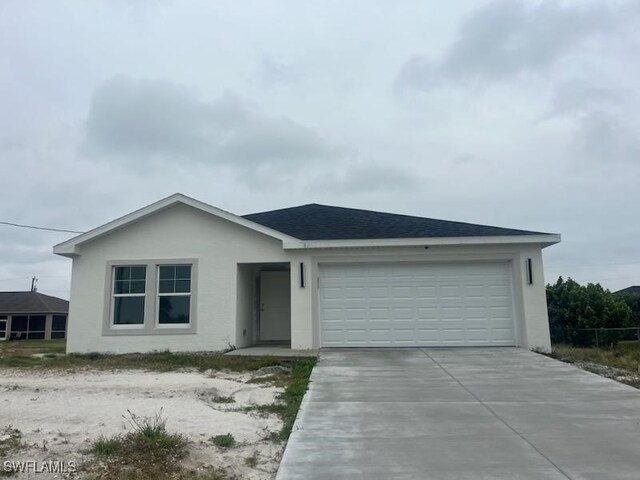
[243,203,546,241]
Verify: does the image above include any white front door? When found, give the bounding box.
[259,271,291,341]
[319,262,516,347]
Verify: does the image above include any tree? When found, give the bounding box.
[546,277,632,346]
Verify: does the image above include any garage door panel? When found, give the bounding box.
[319,262,516,347]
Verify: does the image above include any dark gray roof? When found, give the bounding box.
[616,286,640,295]
[243,203,546,241]
[0,291,69,314]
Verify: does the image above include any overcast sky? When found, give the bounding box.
[1,0,639,299]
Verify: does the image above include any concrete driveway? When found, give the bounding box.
[276,348,640,480]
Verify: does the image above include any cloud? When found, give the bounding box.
[309,163,423,194]
[544,79,619,119]
[84,76,338,170]
[575,110,640,163]
[397,0,617,90]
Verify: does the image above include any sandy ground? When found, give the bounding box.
[0,368,286,479]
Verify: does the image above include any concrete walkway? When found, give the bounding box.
[276,348,640,480]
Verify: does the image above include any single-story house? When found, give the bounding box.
[53,194,560,354]
[0,291,69,341]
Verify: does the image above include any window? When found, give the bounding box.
[112,266,146,326]
[52,315,67,339]
[157,265,191,325]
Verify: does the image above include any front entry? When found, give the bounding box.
[259,271,291,342]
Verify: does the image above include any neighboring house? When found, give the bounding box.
[0,291,69,341]
[615,286,640,295]
[53,194,560,354]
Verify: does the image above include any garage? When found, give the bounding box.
[319,261,516,347]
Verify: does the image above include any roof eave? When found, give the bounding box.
[53,193,303,257]
[283,234,561,250]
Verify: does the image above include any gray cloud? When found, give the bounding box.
[309,164,424,194]
[85,77,337,169]
[575,110,640,163]
[397,0,617,90]
[547,79,619,118]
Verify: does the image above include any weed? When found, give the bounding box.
[90,436,122,457]
[246,374,289,387]
[244,451,259,468]
[85,410,188,479]
[212,395,234,404]
[122,409,187,455]
[0,426,24,457]
[210,433,235,448]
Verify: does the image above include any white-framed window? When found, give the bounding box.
[156,265,192,326]
[111,265,146,327]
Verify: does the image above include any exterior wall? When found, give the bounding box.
[66,202,552,353]
[67,204,289,353]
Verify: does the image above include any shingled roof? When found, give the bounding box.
[0,291,69,314]
[243,203,545,241]
[616,286,640,295]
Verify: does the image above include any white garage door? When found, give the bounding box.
[319,262,516,347]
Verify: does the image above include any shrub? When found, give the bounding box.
[210,434,235,448]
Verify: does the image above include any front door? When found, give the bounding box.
[259,271,291,341]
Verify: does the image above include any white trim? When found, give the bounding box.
[110,265,147,328]
[155,264,193,328]
[284,234,561,250]
[53,193,304,257]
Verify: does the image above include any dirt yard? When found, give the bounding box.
[0,367,286,479]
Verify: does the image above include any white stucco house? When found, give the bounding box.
[54,194,560,354]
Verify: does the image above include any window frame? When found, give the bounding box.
[103,259,198,336]
[155,264,193,328]
[110,265,147,329]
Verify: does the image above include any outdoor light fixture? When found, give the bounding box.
[300,262,305,288]
[526,258,533,285]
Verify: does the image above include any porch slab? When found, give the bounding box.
[225,346,319,358]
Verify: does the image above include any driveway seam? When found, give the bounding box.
[419,348,573,480]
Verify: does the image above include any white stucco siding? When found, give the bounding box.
[66,204,290,353]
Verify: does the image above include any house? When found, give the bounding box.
[53,194,560,354]
[0,291,69,341]
[615,286,640,295]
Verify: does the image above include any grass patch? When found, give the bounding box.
[242,358,316,442]
[551,344,640,372]
[0,348,283,372]
[209,433,235,448]
[0,339,66,355]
